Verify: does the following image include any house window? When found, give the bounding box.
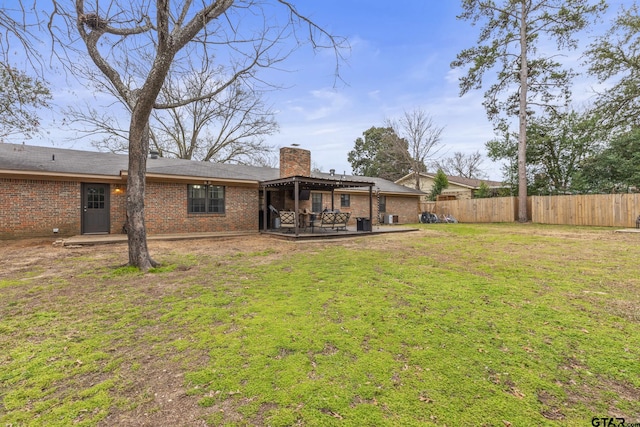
[188,184,225,214]
[340,194,350,208]
[378,195,386,213]
[312,193,323,212]
[87,187,105,209]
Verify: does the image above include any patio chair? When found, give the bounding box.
[279,211,296,232]
[317,212,337,231]
[333,212,351,231]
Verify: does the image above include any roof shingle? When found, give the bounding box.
[0,143,424,195]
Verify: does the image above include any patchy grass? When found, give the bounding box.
[1,224,639,426]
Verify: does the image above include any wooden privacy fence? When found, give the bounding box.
[431,197,518,223]
[425,194,640,227]
[531,194,640,227]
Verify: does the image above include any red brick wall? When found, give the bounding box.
[322,191,420,224]
[111,187,127,234]
[143,182,259,234]
[1,178,260,238]
[0,178,82,238]
[382,195,422,224]
[279,147,311,177]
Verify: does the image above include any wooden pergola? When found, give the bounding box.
[260,175,375,236]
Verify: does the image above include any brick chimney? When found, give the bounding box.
[280,146,311,178]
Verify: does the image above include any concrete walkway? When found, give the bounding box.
[62,230,258,246]
[614,228,640,233]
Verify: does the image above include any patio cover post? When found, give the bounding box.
[294,179,300,236]
[262,187,268,232]
[369,185,373,228]
[331,188,335,211]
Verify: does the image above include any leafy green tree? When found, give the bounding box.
[0,66,51,141]
[452,0,606,221]
[347,126,411,181]
[0,4,51,141]
[474,181,491,198]
[586,4,640,131]
[429,169,449,201]
[527,111,602,194]
[486,124,519,195]
[573,128,640,193]
[487,110,602,195]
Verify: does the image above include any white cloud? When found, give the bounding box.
[280,88,351,121]
[445,68,463,85]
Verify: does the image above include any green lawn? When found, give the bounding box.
[1,224,638,426]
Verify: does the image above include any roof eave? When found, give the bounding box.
[0,169,123,182]
[121,171,260,187]
[260,175,375,190]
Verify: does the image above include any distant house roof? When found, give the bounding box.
[0,143,425,196]
[395,172,504,189]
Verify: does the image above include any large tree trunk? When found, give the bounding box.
[517,0,528,223]
[125,49,177,271]
[126,122,157,271]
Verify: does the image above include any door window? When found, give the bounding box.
[87,187,105,209]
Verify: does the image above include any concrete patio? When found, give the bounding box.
[61,225,419,246]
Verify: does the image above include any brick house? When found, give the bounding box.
[395,172,505,201]
[1,144,425,238]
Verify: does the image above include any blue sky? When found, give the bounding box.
[12,1,629,180]
[263,1,496,176]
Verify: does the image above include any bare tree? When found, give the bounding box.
[69,59,279,165]
[49,1,346,270]
[387,108,444,190]
[0,1,43,69]
[151,75,278,164]
[432,151,486,180]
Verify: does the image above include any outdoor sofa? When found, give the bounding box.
[316,211,350,231]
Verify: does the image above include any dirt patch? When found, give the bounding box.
[537,390,566,420]
[97,361,210,427]
[556,357,640,421]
